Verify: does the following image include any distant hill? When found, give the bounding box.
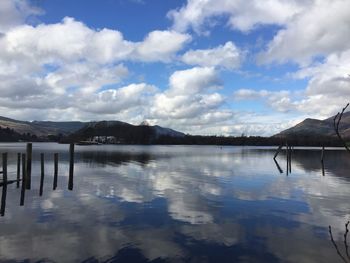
[0,116,86,137]
[0,116,185,143]
[65,120,185,144]
[275,111,350,138]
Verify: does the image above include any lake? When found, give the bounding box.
[0,143,349,263]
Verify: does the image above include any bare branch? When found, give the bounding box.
[333,103,350,153]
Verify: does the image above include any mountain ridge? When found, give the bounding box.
[0,116,185,140]
[275,111,350,138]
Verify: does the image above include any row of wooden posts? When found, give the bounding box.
[1,143,75,216]
[273,144,326,176]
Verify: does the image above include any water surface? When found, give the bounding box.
[0,143,349,262]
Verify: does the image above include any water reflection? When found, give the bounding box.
[79,151,154,167]
[273,158,283,174]
[0,183,7,216]
[329,222,350,263]
[1,147,75,215]
[0,144,349,262]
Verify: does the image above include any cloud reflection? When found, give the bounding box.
[0,144,349,262]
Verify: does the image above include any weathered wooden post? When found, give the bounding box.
[2,153,7,183]
[286,143,289,176]
[68,144,74,190]
[273,145,283,160]
[1,153,8,216]
[20,153,26,206]
[321,146,325,176]
[288,146,292,173]
[53,153,58,190]
[26,143,32,189]
[17,153,21,188]
[39,153,45,196]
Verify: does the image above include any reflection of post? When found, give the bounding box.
[321,146,325,176]
[26,143,32,189]
[17,153,20,188]
[345,221,350,260]
[39,153,45,196]
[1,153,8,216]
[53,153,58,190]
[68,144,74,190]
[286,143,289,176]
[274,158,283,174]
[20,153,26,206]
[289,146,292,174]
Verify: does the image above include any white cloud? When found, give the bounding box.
[168,0,307,34]
[234,89,294,113]
[1,17,190,65]
[78,83,158,114]
[3,1,348,136]
[289,50,350,117]
[258,0,350,65]
[167,0,349,126]
[149,67,227,121]
[0,16,193,123]
[182,41,242,69]
[135,30,191,62]
[0,0,42,33]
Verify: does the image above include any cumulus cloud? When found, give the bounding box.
[0,16,193,123]
[0,0,42,33]
[78,83,158,114]
[168,0,307,34]
[182,41,242,70]
[234,89,294,113]
[3,0,348,136]
[0,17,190,65]
[258,0,350,65]
[171,0,350,125]
[290,50,350,117]
[135,30,191,62]
[149,67,228,121]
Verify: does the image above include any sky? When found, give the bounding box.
[0,0,349,136]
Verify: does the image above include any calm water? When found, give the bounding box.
[0,143,349,263]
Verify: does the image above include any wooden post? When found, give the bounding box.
[20,153,26,206]
[68,144,74,190]
[26,143,32,189]
[2,153,7,183]
[273,145,283,160]
[1,153,8,216]
[53,153,58,190]
[288,146,292,173]
[286,143,289,176]
[321,146,325,176]
[39,153,45,196]
[17,153,21,188]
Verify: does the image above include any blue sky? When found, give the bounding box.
[0,0,349,135]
